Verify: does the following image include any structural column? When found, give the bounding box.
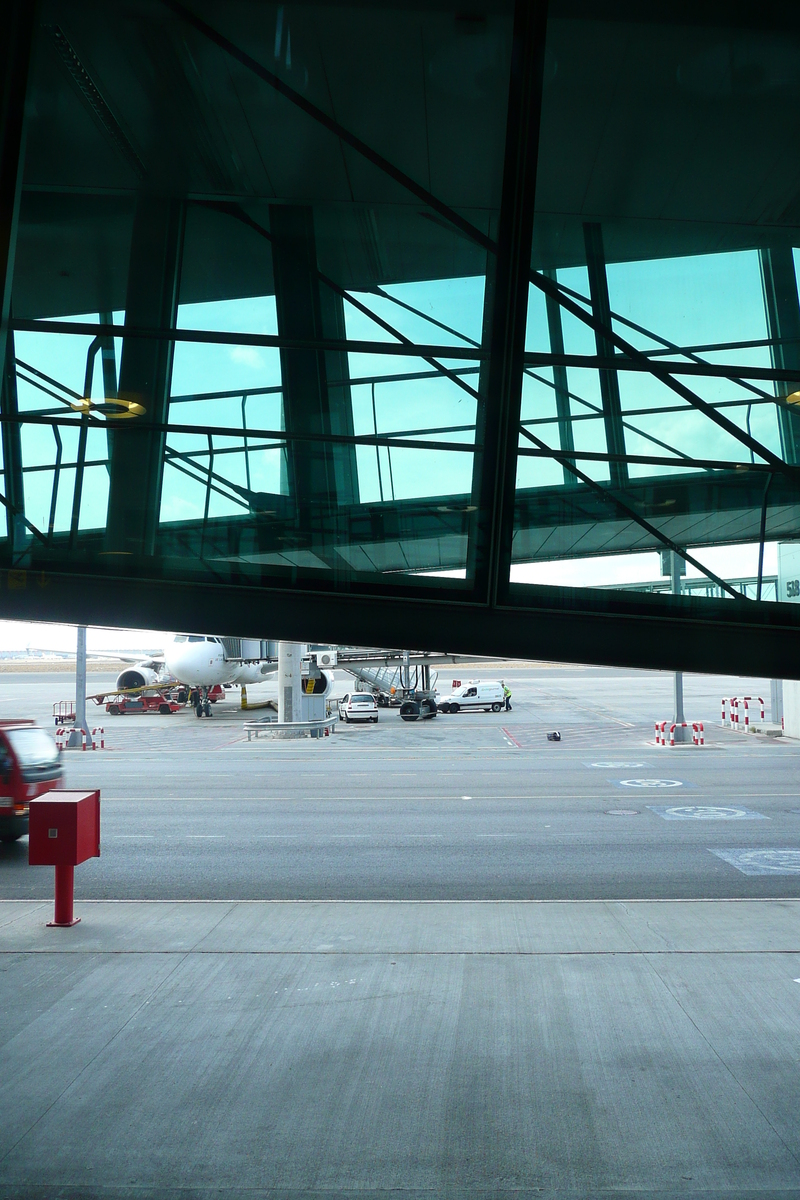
[67,625,91,748]
[105,196,184,556]
[277,641,303,724]
[670,551,690,743]
[0,2,35,553]
[269,205,358,514]
[467,1,548,602]
[760,246,800,464]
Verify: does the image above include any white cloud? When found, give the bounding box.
[230,346,264,370]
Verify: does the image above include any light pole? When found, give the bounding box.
[67,626,92,748]
[671,552,690,743]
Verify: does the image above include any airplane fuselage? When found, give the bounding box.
[165,636,277,688]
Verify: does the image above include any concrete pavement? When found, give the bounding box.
[2,898,800,1198]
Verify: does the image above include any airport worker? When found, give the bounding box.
[502,682,512,711]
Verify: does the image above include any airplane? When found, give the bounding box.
[109,635,329,718]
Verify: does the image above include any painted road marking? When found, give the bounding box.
[590,762,644,769]
[620,779,683,788]
[648,806,767,821]
[710,848,800,875]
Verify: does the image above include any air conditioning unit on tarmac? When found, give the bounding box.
[316,650,338,668]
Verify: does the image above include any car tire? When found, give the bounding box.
[159,703,171,715]
[491,703,502,712]
[449,702,460,713]
[109,704,120,716]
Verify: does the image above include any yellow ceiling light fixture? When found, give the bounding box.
[69,397,146,418]
[105,397,146,419]
[786,390,800,405]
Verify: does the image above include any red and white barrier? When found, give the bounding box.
[656,720,704,746]
[742,697,765,730]
[723,696,765,731]
[55,726,103,750]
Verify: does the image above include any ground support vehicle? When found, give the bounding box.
[0,720,63,841]
[338,693,379,723]
[105,693,181,716]
[438,680,506,714]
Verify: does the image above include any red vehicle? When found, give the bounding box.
[106,693,181,716]
[0,720,63,842]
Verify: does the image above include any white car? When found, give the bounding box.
[438,680,506,713]
[338,692,379,723]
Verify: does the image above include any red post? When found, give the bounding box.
[49,864,80,927]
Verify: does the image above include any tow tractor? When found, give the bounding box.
[54,686,186,722]
[105,692,182,716]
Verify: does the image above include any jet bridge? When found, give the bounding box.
[321,648,485,721]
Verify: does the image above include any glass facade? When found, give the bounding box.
[2,0,800,668]
[513,8,800,605]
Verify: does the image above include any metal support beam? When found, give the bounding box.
[0,0,33,377]
[105,196,184,555]
[670,551,690,742]
[760,246,800,464]
[0,1,34,552]
[270,205,356,512]
[5,565,800,681]
[67,625,91,746]
[543,267,575,483]
[468,0,548,603]
[319,287,359,508]
[583,223,628,489]
[1,325,25,554]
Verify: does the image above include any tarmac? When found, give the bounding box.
[2,664,800,1196]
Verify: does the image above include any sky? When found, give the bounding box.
[0,622,169,655]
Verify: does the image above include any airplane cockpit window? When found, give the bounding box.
[173,635,187,643]
[187,635,204,643]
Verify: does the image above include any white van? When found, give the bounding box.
[438,680,506,714]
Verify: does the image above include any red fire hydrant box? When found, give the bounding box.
[29,791,100,866]
[29,792,99,925]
